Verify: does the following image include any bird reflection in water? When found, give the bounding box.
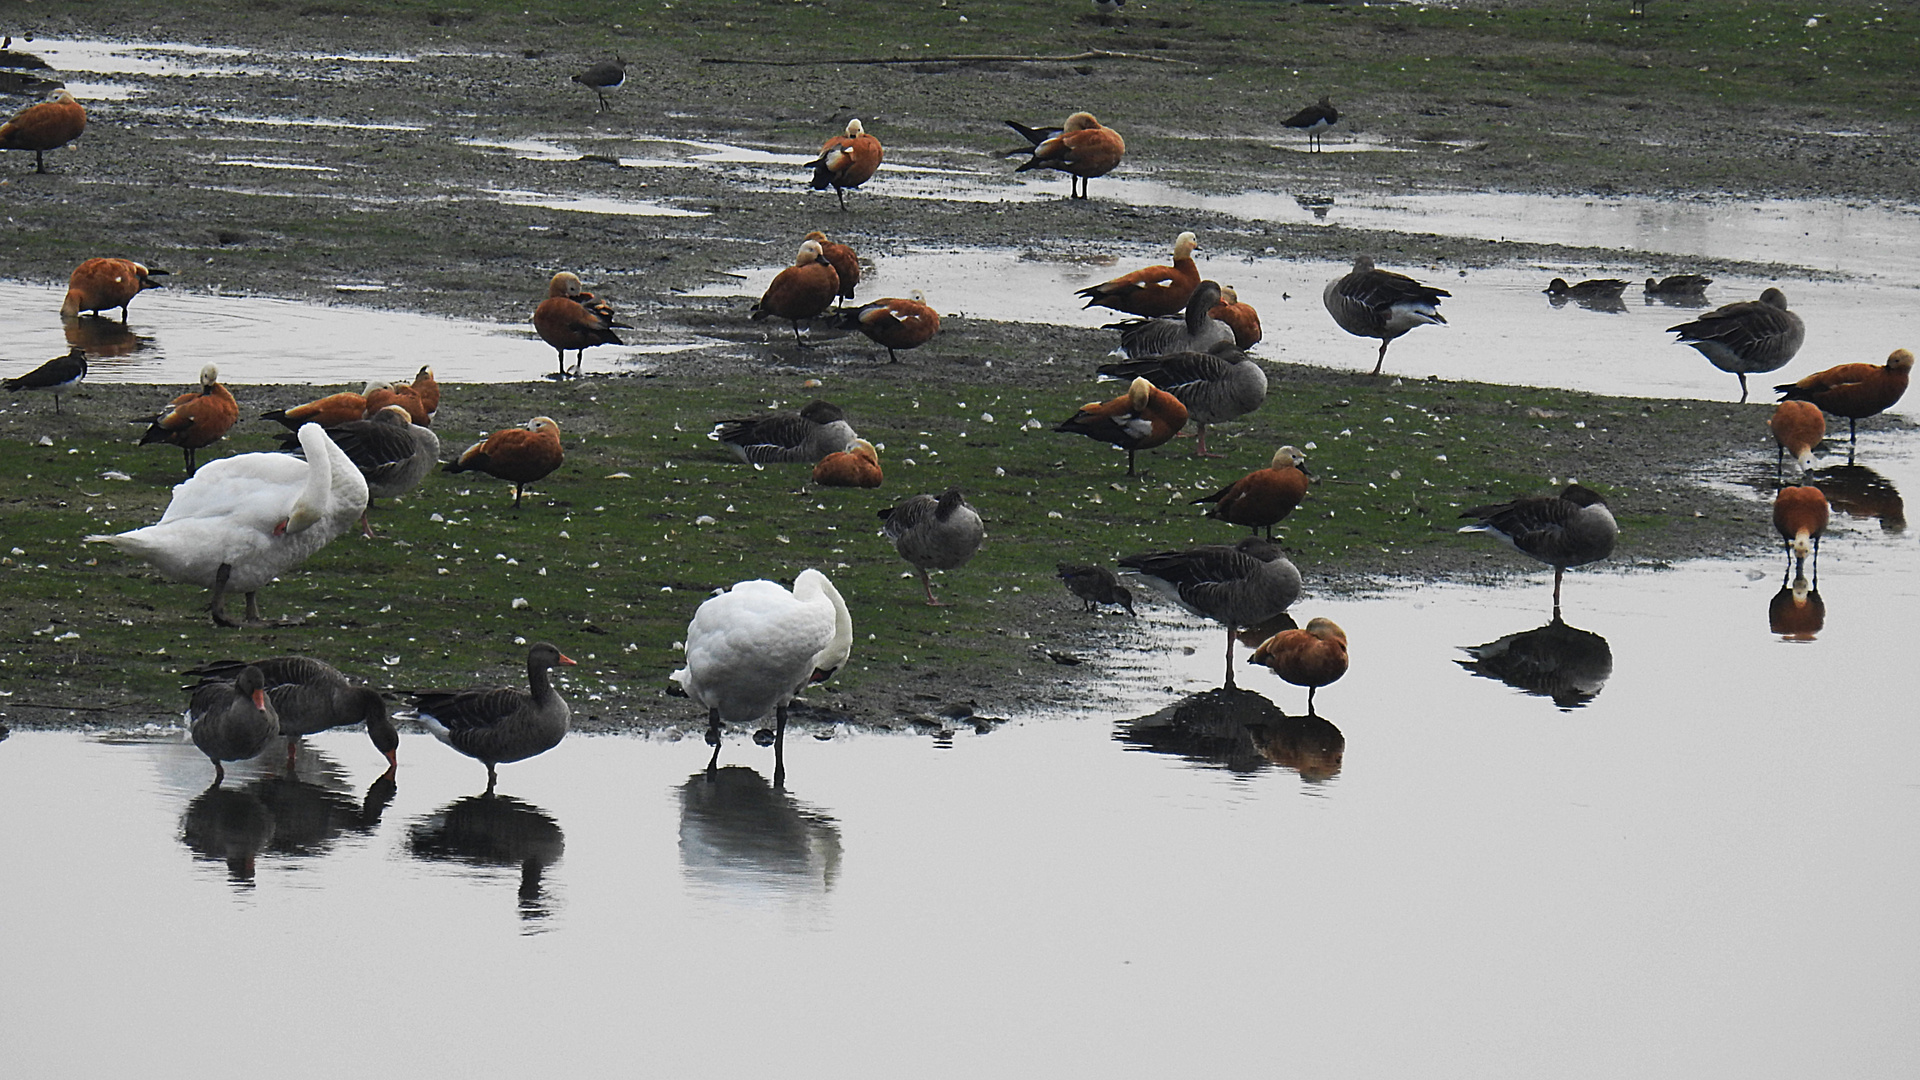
[409,795,565,924]
[1815,464,1905,533]
[1458,617,1613,710]
[678,764,842,895]
[1117,686,1344,783]
[1768,567,1825,642]
[1295,194,1334,221]
[1545,291,1628,315]
[63,314,153,358]
[177,749,395,886]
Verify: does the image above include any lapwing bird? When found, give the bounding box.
[4,347,87,413]
[1282,95,1339,152]
[572,57,626,112]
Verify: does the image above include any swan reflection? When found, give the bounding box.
[1458,617,1613,710]
[1769,569,1825,641]
[409,794,565,924]
[63,314,153,358]
[1117,686,1344,783]
[1815,464,1904,531]
[678,764,842,895]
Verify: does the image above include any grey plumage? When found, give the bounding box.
[1097,341,1267,456]
[188,664,281,786]
[1667,287,1805,402]
[280,404,439,536]
[186,655,397,770]
[412,643,575,792]
[1120,536,1301,686]
[1057,562,1134,614]
[1457,483,1618,611]
[711,399,857,464]
[880,488,985,606]
[1108,280,1235,359]
[1323,256,1450,374]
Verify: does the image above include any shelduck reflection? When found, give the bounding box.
[1457,617,1613,710]
[1815,463,1905,533]
[1768,569,1825,642]
[62,314,152,358]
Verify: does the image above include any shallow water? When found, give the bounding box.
[5,438,1916,1077]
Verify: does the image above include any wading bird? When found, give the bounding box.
[1775,349,1913,456]
[412,643,576,793]
[1323,256,1450,374]
[1457,483,1618,613]
[185,656,398,773]
[572,56,626,112]
[4,347,86,413]
[1769,399,1825,479]
[61,258,167,319]
[1250,617,1348,712]
[1120,537,1302,687]
[1772,484,1829,577]
[187,665,279,786]
[1668,287,1806,403]
[1282,95,1339,152]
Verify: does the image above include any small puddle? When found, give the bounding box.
[490,189,709,218]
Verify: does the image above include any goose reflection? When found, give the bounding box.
[180,785,276,885]
[409,795,565,923]
[1815,464,1905,532]
[249,755,396,857]
[63,314,152,358]
[678,764,842,894]
[1768,568,1825,642]
[1458,617,1613,710]
[1117,685,1344,782]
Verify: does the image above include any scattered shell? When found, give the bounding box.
[511,597,530,609]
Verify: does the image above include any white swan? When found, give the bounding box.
[672,568,852,756]
[88,422,369,626]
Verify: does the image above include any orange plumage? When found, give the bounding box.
[139,364,238,475]
[1075,231,1201,317]
[1250,617,1349,711]
[404,365,440,421]
[805,119,882,210]
[60,258,168,319]
[444,416,564,509]
[1,89,86,173]
[803,230,861,305]
[812,439,884,488]
[534,271,628,377]
[1009,111,1125,200]
[261,386,372,430]
[1768,399,1824,476]
[1209,285,1263,349]
[365,381,428,426]
[750,239,841,347]
[1055,376,1188,476]
[841,292,940,363]
[1772,484,1829,574]
[1191,446,1311,538]
[1775,349,1913,450]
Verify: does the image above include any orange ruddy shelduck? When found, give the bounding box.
[140,364,239,475]
[403,364,440,422]
[1775,348,1914,453]
[1210,285,1263,350]
[261,382,381,430]
[1772,484,1829,576]
[1076,231,1201,318]
[840,291,940,363]
[61,258,169,319]
[750,239,841,347]
[1768,399,1824,478]
[1250,617,1349,712]
[1,88,86,173]
[364,381,429,426]
[1768,571,1824,642]
[1056,376,1188,477]
[811,439,883,488]
[534,271,628,378]
[803,230,861,307]
[1007,111,1125,200]
[1191,446,1312,539]
[444,416,565,509]
[805,119,882,211]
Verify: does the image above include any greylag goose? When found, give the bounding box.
[1191,445,1311,538]
[1282,96,1339,152]
[1097,341,1268,457]
[186,656,397,773]
[1249,617,1348,712]
[1120,536,1302,687]
[1057,563,1134,614]
[880,489,986,606]
[1775,348,1913,454]
[711,399,857,464]
[4,347,86,413]
[672,568,852,767]
[1323,256,1450,375]
[1667,287,1805,402]
[411,643,576,792]
[281,405,439,537]
[188,664,280,786]
[1457,484,1617,611]
[1108,280,1236,360]
[90,422,369,626]
[61,257,168,319]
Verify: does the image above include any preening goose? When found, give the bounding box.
[880,489,985,606]
[1,88,86,173]
[60,258,168,319]
[804,119,882,211]
[141,364,239,476]
[672,569,852,765]
[1323,256,1450,375]
[4,347,86,413]
[1076,231,1199,317]
[287,405,440,537]
[92,422,369,626]
[412,643,576,793]
[185,656,397,772]
[1120,536,1302,687]
[1097,342,1267,457]
[187,665,280,786]
[1457,483,1617,612]
[1668,287,1806,402]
